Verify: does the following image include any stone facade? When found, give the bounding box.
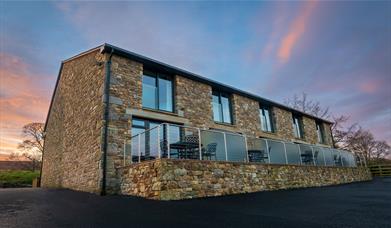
[119,159,372,200]
[41,50,105,193]
[105,55,143,193]
[175,76,213,128]
[273,107,295,141]
[302,116,318,144]
[42,46,342,196]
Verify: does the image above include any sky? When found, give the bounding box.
[0,1,390,155]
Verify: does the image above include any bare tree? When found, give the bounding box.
[17,122,44,171]
[284,92,352,147]
[284,93,390,163]
[284,92,330,119]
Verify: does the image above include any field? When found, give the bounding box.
[0,170,40,188]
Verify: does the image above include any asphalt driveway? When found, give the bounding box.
[0,178,390,228]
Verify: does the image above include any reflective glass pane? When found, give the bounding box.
[221,96,232,124]
[226,134,247,162]
[299,144,314,165]
[212,94,222,122]
[323,148,334,166]
[247,138,269,163]
[142,75,157,109]
[285,143,301,165]
[158,78,173,112]
[332,149,343,166]
[201,131,225,161]
[268,140,286,164]
[131,136,139,163]
[312,146,325,166]
[260,110,267,131]
[146,127,159,160]
[162,125,180,159]
[264,109,272,132]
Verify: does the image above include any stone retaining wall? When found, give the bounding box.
[119,159,372,200]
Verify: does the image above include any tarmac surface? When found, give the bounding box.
[1,178,390,228]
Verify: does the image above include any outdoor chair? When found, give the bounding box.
[202,143,218,160]
[160,140,179,158]
[301,150,314,164]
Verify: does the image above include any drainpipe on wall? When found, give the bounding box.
[100,47,114,195]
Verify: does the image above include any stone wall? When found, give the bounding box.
[231,94,261,136]
[175,76,213,128]
[273,107,295,141]
[302,116,318,144]
[119,159,372,200]
[105,55,143,193]
[41,50,105,193]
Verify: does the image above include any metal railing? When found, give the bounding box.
[123,123,364,168]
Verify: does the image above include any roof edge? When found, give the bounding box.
[100,43,333,124]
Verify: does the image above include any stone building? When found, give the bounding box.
[41,44,371,200]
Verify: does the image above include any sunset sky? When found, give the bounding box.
[0,1,390,155]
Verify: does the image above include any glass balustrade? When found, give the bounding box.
[123,123,360,168]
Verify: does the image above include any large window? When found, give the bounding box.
[316,121,325,144]
[142,70,173,112]
[292,114,304,139]
[259,105,273,132]
[212,90,232,124]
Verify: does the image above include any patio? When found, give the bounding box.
[125,123,363,167]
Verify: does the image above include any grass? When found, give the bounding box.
[0,170,40,188]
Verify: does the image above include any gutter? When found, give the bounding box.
[100,47,114,195]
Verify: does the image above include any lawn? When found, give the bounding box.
[0,170,40,188]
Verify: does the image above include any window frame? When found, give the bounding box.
[316,121,325,144]
[292,114,304,139]
[142,70,174,113]
[259,105,274,133]
[212,90,233,124]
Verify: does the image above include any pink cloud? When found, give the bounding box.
[277,0,317,63]
[0,53,51,155]
[359,80,381,94]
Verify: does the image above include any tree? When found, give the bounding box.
[284,92,330,119]
[17,122,45,171]
[284,93,390,163]
[284,92,351,147]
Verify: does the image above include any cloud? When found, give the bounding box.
[277,0,317,63]
[0,53,51,154]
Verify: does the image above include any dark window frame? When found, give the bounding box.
[316,121,325,144]
[292,114,304,139]
[212,90,233,124]
[259,105,274,133]
[142,69,174,113]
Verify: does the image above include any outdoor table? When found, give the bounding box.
[301,153,313,164]
[170,142,200,159]
[248,150,268,163]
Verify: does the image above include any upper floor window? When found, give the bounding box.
[316,121,325,143]
[259,105,273,132]
[142,70,173,112]
[292,114,304,139]
[212,90,232,124]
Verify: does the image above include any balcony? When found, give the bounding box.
[123,123,364,167]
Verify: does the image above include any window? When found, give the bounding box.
[142,70,173,112]
[212,90,232,124]
[259,105,274,132]
[292,114,303,139]
[316,121,325,143]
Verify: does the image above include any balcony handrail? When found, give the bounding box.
[124,122,363,167]
[130,124,161,139]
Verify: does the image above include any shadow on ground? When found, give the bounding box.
[1,178,390,228]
